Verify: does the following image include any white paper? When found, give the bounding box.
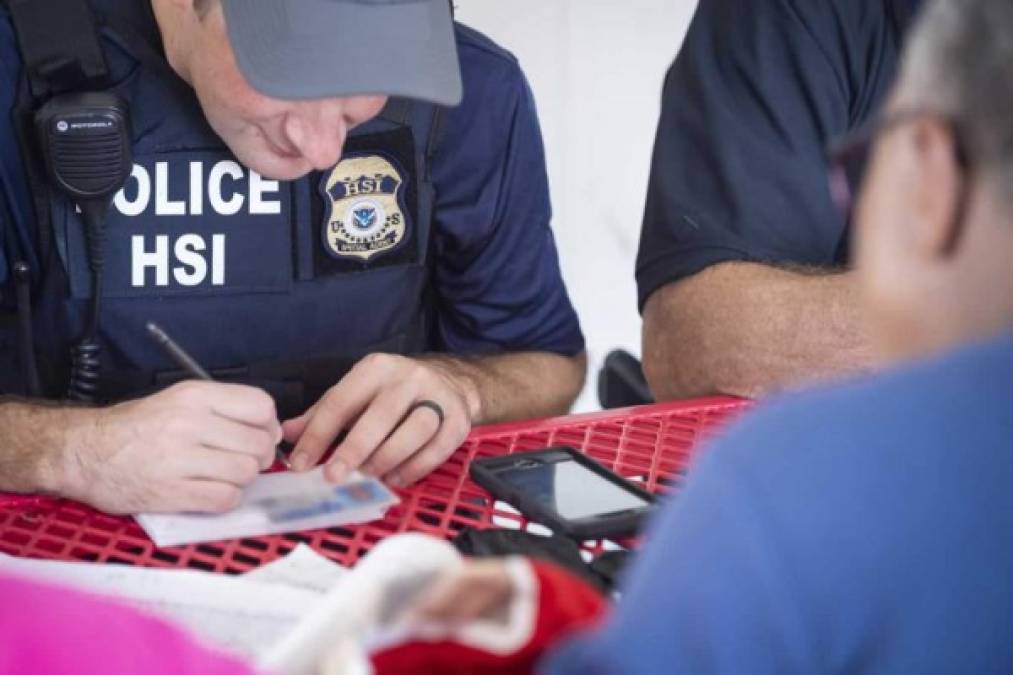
[136,468,399,547]
[244,543,347,594]
[0,553,321,660]
[0,536,460,673]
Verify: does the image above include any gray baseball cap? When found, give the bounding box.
[221,0,462,106]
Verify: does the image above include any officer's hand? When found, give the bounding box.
[66,381,281,515]
[283,354,476,487]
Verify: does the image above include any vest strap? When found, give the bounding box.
[6,0,109,101]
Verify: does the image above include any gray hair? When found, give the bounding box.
[900,0,1013,186]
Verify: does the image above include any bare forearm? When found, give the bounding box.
[2,384,284,514]
[0,399,88,497]
[643,262,873,401]
[423,351,587,425]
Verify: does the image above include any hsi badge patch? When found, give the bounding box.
[320,153,409,262]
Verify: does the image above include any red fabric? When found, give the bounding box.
[372,560,607,675]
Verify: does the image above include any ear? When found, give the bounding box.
[908,117,966,258]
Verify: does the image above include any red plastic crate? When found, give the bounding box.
[0,398,748,573]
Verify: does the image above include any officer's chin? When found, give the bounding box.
[233,146,313,182]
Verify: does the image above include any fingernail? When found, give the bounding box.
[387,474,404,488]
[276,451,292,470]
[327,459,350,483]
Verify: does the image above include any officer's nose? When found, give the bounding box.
[282,108,348,171]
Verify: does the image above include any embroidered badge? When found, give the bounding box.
[320,153,409,262]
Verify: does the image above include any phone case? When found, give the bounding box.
[469,447,656,540]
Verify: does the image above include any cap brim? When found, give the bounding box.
[222,0,462,106]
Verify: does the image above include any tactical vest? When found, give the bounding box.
[4,1,443,418]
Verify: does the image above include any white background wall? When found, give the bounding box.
[454,1,699,411]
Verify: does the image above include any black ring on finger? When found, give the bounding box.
[409,399,445,428]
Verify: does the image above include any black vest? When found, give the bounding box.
[6,1,443,417]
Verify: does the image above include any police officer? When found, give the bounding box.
[638,0,921,401]
[0,0,586,514]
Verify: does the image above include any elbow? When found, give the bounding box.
[643,329,761,402]
[641,289,711,401]
[542,351,588,416]
[641,281,761,402]
[556,351,588,414]
[642,330,713,402]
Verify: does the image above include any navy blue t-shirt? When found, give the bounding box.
[0,12,584,359]
[432,26,583,356]
[636,0,923,309]
[544,331,1013,673]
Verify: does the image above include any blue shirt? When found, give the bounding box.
[432,26,583,356]
[545,331,1013,673]
[635,0,922,309]
[0,10,584,360]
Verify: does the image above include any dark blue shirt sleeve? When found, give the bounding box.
[635,0,905,310]
[430,35,584,357]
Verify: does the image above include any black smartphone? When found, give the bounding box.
[470,447,657,540]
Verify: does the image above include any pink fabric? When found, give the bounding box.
[0,572,255,675]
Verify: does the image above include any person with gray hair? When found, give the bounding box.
[373,0,1013,672]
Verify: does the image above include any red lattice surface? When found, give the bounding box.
[0,398,748,573]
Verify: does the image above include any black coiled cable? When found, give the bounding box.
[67,334,101,401]
[67,202,107,403]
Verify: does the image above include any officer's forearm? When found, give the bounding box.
[642,262,875,401]
[422,351,587,425]
[0,399,92,498]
